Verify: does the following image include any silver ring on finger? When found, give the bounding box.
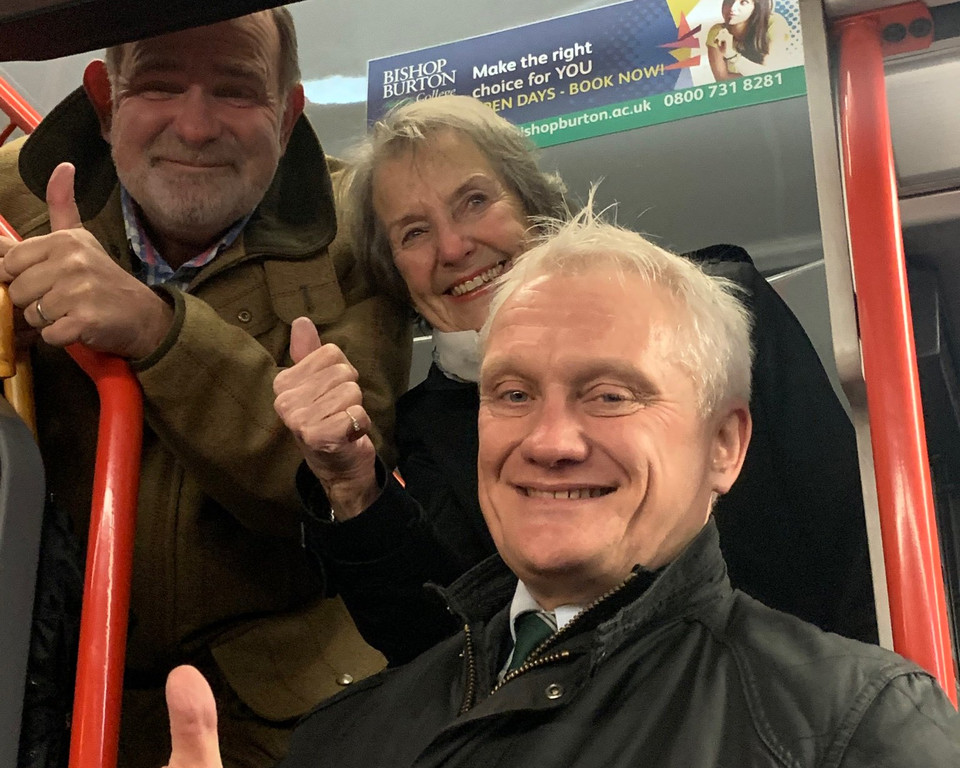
[344,408,361,435]
[35,298,51,326]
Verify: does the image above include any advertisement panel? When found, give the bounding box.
[367,0,805,147]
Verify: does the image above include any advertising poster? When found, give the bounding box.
[367,0,805,147]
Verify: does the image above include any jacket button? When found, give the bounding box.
[545,683,564,700]
[336,673,355,686]
[237,309,252,323]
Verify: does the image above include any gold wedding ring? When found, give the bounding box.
[35,298,51,326]
[345,409,361,435]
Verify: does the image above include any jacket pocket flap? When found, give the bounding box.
[210,596,386,722]
[264,256,346,326]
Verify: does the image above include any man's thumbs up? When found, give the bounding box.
[45,162,83,232]
[163,666,224,768]
[0,158,175,357]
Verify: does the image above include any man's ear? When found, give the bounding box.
[83,60,113,143]
[709,402,751,496]
[279,83,305,152]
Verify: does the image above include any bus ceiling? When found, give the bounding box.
[1,1,956,62]
[0,0,305,61]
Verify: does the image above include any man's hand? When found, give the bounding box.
[0,235,40,350]
[274,317,380,519]
[163,666,223,768]
[0,162,174,358]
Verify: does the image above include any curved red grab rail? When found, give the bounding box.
[0,212,143,768]
[0,75,41,134]
[834,6,956,703]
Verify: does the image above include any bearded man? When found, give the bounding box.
[0,9,409,768]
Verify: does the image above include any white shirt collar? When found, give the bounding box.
[508,580,583,642]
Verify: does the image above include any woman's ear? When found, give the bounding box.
[709,402,751,495]
[83,60,113,143]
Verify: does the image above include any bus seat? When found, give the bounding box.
[686,243,878,643]
[908,265,960,661]
[0,396,45,768]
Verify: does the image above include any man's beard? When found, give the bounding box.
[139,171,257,233]
[115,140,271,243]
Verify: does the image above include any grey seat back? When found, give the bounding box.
[0,397,45,768]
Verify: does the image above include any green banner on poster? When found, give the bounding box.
[520,65,806,147]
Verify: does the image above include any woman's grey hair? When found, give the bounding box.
[481,202,754,415]
[105,7,300,96]
[342,95,568,307]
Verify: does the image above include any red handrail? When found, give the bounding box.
[0,75,41,134]
[65,345,142,768]
[834,4,957,703]
[0,210,143,767]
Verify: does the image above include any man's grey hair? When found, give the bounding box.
[104,7,300,96]
[481,203,754,415]
[342,95,568,307]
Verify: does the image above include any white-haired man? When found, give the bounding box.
[0,8,408,768]
[164,211,959,767]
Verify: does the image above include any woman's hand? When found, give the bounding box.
[274,317,380,520]
[715,27,735,58]
[707,25,740,81]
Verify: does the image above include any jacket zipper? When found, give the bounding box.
[458,624,477,715]
[488,649,573,696]
[459,571,640,711]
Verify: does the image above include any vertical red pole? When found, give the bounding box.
[835,14,956,702]
[66,346,142,768]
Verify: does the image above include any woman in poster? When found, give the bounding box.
[707,0,792,80]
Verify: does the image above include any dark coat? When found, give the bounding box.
[284,522,959,768]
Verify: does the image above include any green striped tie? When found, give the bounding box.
[507,611,555,671]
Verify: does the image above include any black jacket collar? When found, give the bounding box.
[441,518,731,642]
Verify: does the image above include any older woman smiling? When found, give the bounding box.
[352,96,567,336]
[368,127,530,333]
